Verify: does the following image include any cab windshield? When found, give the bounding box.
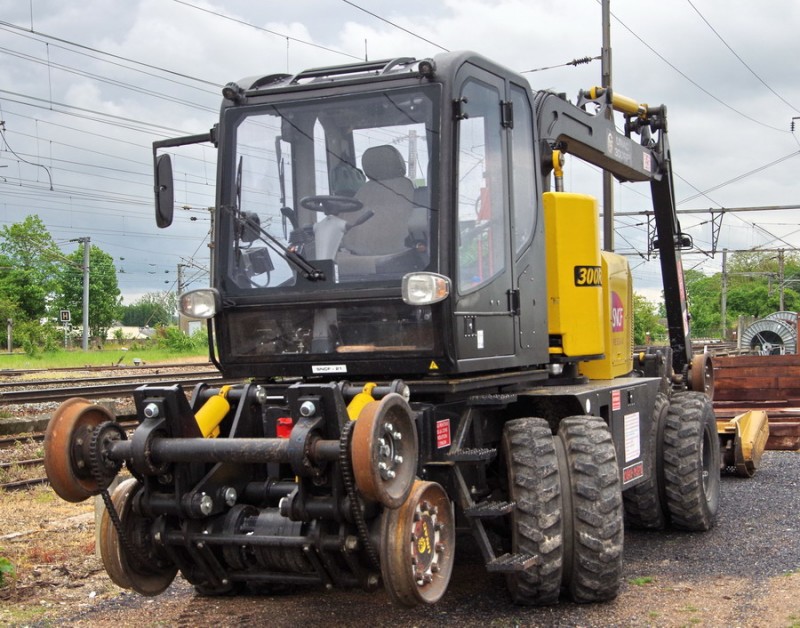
[220,84,439,295]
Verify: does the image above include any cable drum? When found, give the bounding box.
[765,311,799,327]
[741,317,797,355]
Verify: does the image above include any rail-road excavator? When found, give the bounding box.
[44,51,728,607]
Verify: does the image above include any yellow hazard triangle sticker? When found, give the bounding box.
[429,360,439,370]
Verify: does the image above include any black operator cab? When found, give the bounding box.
[156,52,549,381]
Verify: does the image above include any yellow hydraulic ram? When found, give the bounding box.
[586,86,648,119]
[717,410,769,478]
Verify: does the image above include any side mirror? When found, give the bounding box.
[155,153,174,228]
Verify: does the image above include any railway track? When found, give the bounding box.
[0,361,213,377]
[0,364,226,491]
[0,371,227,404]
[0,419,139,491]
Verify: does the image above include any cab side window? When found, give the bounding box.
[456,80,506,293]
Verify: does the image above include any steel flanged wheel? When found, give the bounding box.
[352,393,418,508]
[690,353,714,398]
[99,478,177,596]
[380,480,455,606]
[44,397,115,502]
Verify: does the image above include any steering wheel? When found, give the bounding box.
[300,195,363,215]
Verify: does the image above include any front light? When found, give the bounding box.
[401,272,451,305]
[179,288,220,319]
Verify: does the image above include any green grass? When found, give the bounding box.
[0,346,207,370]
[629,576,654,586]
[0,556,15,587]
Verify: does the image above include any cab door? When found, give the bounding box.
[453,67,515,365]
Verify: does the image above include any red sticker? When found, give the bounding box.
[436,419,451,449]
[611,389,621,412]
[622,461,644,484]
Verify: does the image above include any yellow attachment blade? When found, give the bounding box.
[194,385,233,438]
[717,410,769,477]
[347,382,377,420]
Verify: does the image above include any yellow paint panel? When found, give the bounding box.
[544,192,604,359]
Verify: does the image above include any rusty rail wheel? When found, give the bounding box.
[99,478,177,596]
[352,393,418,508]
[379,480,455,606]
[690,353,714,398]
[43,397,115,502]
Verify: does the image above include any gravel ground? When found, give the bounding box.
[10,450,797,628]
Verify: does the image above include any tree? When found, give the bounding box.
[684,269,722,337]
[0,215,61,321]
[120,292,177,327]
[56,244,122,340]
[633,293,666,345]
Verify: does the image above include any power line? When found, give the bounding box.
[520,55,600,74]
[340,0,449,52]
[172,0,362,61]
[0,122,52,189]
[678,150,800,205]
[600,1,790,133]
[686,0,800,115]
[0,21,220,88]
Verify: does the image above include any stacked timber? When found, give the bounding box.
[713,354,800,450]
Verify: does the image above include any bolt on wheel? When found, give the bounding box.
[379,479,455,606]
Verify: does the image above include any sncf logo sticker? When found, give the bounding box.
[611,291,625,332]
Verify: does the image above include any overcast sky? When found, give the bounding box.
[0,0,798,304]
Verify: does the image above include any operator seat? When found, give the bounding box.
[342,145,415,255]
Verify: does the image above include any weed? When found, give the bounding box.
[0,604,48,624]
[27,545,69,564]
[35,490,55,504]
[683,605,699,613]
[630,576,654,586]
[0,555,15,587]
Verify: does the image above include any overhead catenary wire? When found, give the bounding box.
[340,0,450,52]
[172,0,362,61]
[685,0,800,116]
[520,55,600,74]
[596,0,790,134]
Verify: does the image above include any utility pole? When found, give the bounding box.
[70,237,91,350]
[177,263,187,333]
[177,263,187,295]
[601,0,614,251]
[720,249,727,340]
[778,248,785,311]
[80,237,90,350]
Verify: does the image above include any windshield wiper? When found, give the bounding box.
[226,206,325,282]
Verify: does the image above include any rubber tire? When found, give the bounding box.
[557,416,623,603]
[662,391,720,531]
[501,417,563,605]
[623,393,669,530]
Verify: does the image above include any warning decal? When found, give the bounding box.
[611,389,621,412]
[436,419,451,449]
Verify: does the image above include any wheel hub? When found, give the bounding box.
[351,393,418,508]
[380,480,454,606]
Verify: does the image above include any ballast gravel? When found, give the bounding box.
[26,450,798,628]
